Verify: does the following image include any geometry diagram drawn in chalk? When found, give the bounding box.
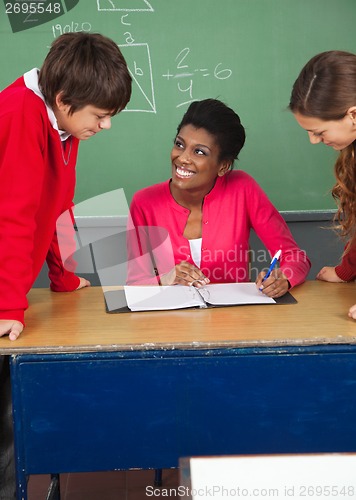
[96,0,154,11]
[120,43,156,113]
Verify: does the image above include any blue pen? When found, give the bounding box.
[259,250,282,291]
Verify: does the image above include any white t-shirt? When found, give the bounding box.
[189,238,202,267]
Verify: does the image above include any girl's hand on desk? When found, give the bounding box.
[160,261,210,287]
[348,304,356,320]
[316,266,344,283]
[76,277,91,290]
[0,320,24,341]
[256,269,289,298]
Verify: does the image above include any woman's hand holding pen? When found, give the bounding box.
[160,261,210,287]
[256,269,290,298]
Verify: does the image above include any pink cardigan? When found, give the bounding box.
[127,170,311,287]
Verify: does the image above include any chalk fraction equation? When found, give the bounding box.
[162,47,232,108]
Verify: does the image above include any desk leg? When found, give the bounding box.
[10,357,28,500]
[46,474,60,500]
[154,469,162,487]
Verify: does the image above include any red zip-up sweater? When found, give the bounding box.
[335,243,356,281]
[0,75,80,325]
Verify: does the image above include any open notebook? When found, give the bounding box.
[104,283,296,313]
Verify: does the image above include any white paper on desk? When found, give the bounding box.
[203,282,276,305]
[124,283,275,311]
[124,285,205,311]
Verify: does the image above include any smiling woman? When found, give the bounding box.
[293,112,356,151]
[170,125,231,220]
[289,50,356,319]
[127,98,311,298]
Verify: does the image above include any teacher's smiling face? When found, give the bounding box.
[170,125,230,197]
[294,110,356,151]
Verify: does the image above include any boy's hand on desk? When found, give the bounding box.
[256,269,289,298]
[76,277,91,290]
[0,320,24,341]
[316,266,344,283]
[160,261,210,287]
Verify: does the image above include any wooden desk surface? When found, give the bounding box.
[0,281,355,354]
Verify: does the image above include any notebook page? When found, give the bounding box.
[124,285,206,311]
[203,283,276,305]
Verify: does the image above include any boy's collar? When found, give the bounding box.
[23,68,71,142]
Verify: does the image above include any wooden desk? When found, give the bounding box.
[1,281,356,499]
[2,281,356,353]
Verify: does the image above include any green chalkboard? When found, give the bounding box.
[0,0,355,212]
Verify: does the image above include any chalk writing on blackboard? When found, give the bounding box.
[96,0,153,12]
[3,0,79,33]
[52,20,92,37]
[119,43,156,113]
[163,47,232,108]
[121,14,131,25]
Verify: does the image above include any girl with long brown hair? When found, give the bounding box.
[289,50,356,318]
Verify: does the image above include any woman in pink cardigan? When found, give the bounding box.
[127,99,310,298]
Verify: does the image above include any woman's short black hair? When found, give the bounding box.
[176,98,246,165]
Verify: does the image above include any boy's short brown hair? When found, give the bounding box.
[39,32,132,115]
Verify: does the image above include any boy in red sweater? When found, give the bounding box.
[0,32,131,498]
